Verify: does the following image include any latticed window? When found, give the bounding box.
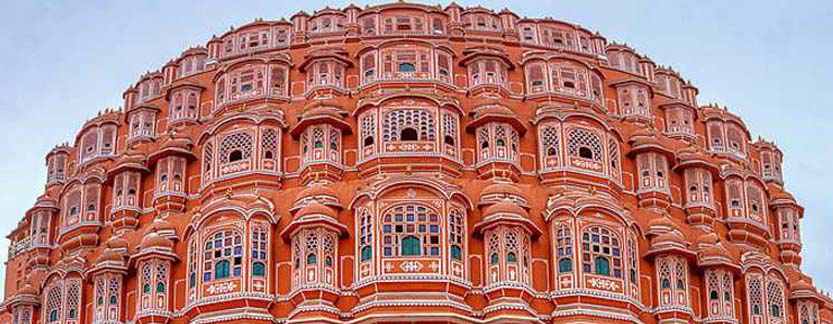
[203,229,243,282]
[260,128,280,172]
[746,184,766,223]
[64,279,80,320]
[657,256,688,307]
[469,58,507,86]
[726,179,745,217]
[202,142,214,181]
[608,139,621,181]
[628,235,639,286]
[251,224,268,277]
[555,222,573,273]
[567,127,603,161]
[448,208,465,261]
[64,190,82,226]
[129,110,156,140]
[637,153,669,192]
[381,204,441,257]
[767,277,785,320]
[43,282,62,323]
[685,168,713,206]
[94,275,122,322]
[292,228,337,288]
[477,123,520,164]
[549,62,589,98]
[156,157,186,195]
[799,302,820,324]
[581,226,622,278]
[220,132,254,163]
[726,125,746,156]
[526,62,547,94]
[113,171,140,210]
[187,237,198,301]
[382,109,435,142]
[708,123,725,152]
[170,89,200,122]
[540,124,561,170]
[779,209,800,241]
[485,227,531,285]
[706,269,735,318]
[301,125,341,165]
[748,275,764,317]
[360,113,377,157]
[359,209,373,262]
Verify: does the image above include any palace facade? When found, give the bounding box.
[2,2,831,324]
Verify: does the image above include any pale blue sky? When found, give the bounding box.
[1,0,831,295]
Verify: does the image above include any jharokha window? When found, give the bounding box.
[305,60,346,90]
[525,59,604,102]
[684,168,713,207]
[291,228,337,289]
[657,255,689,308]
[358,99,461,161]
[62,183,101,230]
[581,226,622,278]
[746,273,787,323]
[202,124,282,184]
[79,124,118,163]
[214,62,288,108]
[168,86,201,123]
[636,152,670,193]
[359,46,453,85]
[381,204,441,257]
[156,156,186,197]
[476,123,520,164]
[706,269,735,320]
[468,58,509,87]
[112,171,141,211]
[43,276,82,324]
[203,230,244,282]
[138,260,170,313]
[485,226,531,286]
[299,125,342,166]
[127,109,157,141]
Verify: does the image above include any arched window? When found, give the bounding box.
[540,125,561,169]
[219,132,253,166]
[581,226,622,278]
[359,209,373,262]
[361,246,372,261]
[594,256,610,275]
[555,222,573,274]
[767,278,785,319]
[399,62,416,72]
[448,209,465,261]
[401,236,421,256]
[400,128,419,141]
[203,229,243,282]
[381,204,441,258]
[567,127,603,162]
[383,109,435,143]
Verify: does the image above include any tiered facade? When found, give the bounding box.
[2,2,831,324]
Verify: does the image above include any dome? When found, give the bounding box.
[295,200,338,219]
[296,182,339,203]
[140,231,174,250]
[482,199,527,218]
[480,181,526,202]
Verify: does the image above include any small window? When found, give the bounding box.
[450,245,462,260]
[558,258,572,273]
[361,246,372,261]
[156,282,166,293]
[578,147,593,159]
[215,260,231,279]
[398,63,416,73]
[400,128,419,141]
[363,136,375,147]
[401,236,420,256]
[506,252,517,263]
[594,256,610,275]
[709,290,719,300]
[228,150,243,162]
[444,135,455,146]
[306,253,317,265]
[490,253,499,265]
[252,262,266,277]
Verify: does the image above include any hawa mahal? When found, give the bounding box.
[2,2,830,324]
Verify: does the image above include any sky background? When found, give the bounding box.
[1,0,832,295]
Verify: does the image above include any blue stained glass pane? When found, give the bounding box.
[233,267,242,277]
[234,246,242,255]
[203,272,212,281]
[430,225,439,233]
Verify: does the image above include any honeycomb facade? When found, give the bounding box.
[2,2,831,324]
